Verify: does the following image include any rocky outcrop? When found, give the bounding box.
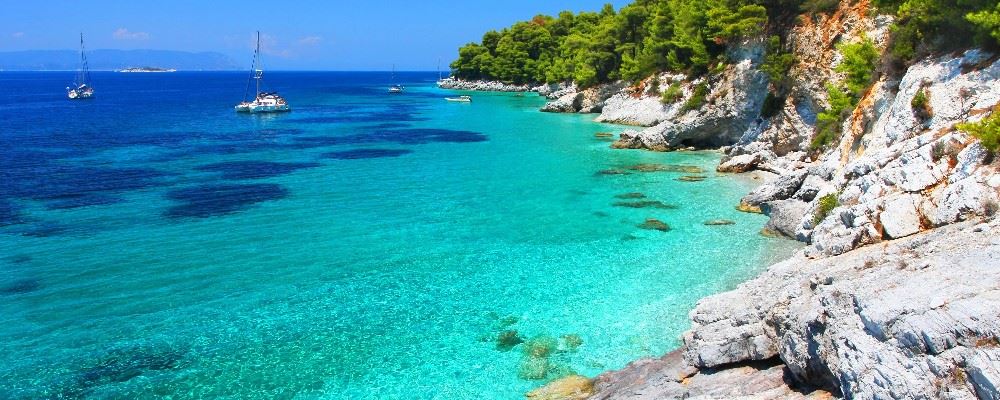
[436,78,534,92]
[569,219,1000,399]
[767,49,1000,255]
[540,82,626,114]
[588,350,832,399]
[723,1,894,165]
[684,219,1000,399]
[611,39,769,151]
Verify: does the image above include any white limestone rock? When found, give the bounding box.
[879,194,922,238]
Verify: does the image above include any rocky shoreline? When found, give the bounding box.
[439,3,1000,397]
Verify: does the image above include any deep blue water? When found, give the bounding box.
[0,71,797,398]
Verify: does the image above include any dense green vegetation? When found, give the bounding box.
[874,0,999,64]
[451,0,769,86]
[957,106,1000,153]
[810,38,879,151]
[452,0,1000,155]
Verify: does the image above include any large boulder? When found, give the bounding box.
[717,153,763,173]
[741,169,809,207]
[763,200,810,238]
[541,92,581,113]
[879,194,922,238]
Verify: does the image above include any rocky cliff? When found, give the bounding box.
[521,0,1000,398]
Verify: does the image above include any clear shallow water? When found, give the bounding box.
[0,71,798,399]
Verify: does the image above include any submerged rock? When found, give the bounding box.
[596,169,632,176]
[613,200,678,209]
[614,192,646,199]
[704,219,736,226]
[638,218,671,232]
[525,375,593,400]
[627,163,705,174]
[497,330,525,351]
[561,334,583,352]
[676,175,708,182]
[594,132,614,138]
[523,336,558,359]
[736,203,763,214]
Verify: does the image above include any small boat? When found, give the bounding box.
[388,64,404,94]
[445,95,472,103]
[67,33,94,100]
[235,31,291,113]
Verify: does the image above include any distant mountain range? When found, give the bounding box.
[0,50,240,71]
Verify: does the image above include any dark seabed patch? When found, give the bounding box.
[2,254,32,264]
[383,128,488,144]
[46,194,125,210]
[596,169,632,176]
[51,345,187,398]
[18,222,73,238]
[0,200,25,226]
[1,158,169,204]
[626,163,705,174]
[368,122,411,129]
[322,148,414,160]
[292,128,487,147]
[164,184,289,219]
[1,279,41,295]
[195,161,323,180]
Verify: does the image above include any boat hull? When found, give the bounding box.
[67,89,94,100]
[235,104,291,113]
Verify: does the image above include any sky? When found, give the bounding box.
[0,0,629,71]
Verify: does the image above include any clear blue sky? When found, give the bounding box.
[0,0,629,70]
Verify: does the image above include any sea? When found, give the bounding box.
[0,71,799,399]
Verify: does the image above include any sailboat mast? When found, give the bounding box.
[77,32,88,86]
[255,31,261,98]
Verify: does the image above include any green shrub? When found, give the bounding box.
[647,78,661,96]
[811,84,855,151]
[761,36,796,89]
[957,106,1000,152]
[814,193,840,225]
[661,82,683,104]
[682,82,709,112]
[911,88,933,119]
[810,38,879,152]
[835,38,880,96]
[931,141,947,161]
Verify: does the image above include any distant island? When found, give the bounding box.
[0,49,237,71]
[117,67,177,73]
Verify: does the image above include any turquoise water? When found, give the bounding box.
[0,72,797,398]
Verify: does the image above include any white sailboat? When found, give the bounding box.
[67,33,94,100]
[235,31,291,113]
[388,64,404,94]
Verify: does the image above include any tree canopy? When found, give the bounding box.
[451,0,1000,86]
[450,0,768,86]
